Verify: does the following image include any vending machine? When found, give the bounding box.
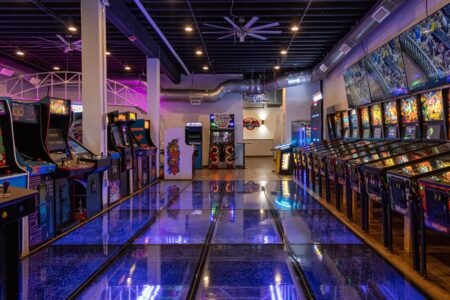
[209,113,235,169]
[185,122,203,169]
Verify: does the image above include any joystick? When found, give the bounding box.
[0,180,11,198]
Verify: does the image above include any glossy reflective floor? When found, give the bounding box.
[20,169,426,299]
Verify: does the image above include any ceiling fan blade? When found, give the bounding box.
[217,33,235,40]
[249,22,280,31]
[224,16,241,31]
[72,40,82,45]
[252,30,282,34]
[247,33,267,40]
[204,23,232,31]
[202,31,233,34]
[56,34,69,46]
[33,36,61,44]
[243,16,259,31]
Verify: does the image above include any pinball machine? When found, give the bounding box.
[360,106,371,139]
[383,99,401,140]
[38,96,95,232]
[342,111,350,139]
[385,89,450,273]
[11,101,56,250]
[349,108,360,139]
[369,103,383,140]
[334,111,344,140]
[107,111,133,202]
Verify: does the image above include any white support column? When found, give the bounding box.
[147,58,161,173]
[81,0,107,155]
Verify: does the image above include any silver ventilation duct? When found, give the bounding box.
[161,71,312,102]
[311,0,407,80]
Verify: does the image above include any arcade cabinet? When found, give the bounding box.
[11,101,56,250]
[275,143,294,175]
[334,111,344,139]
[107,111,132,201]
[0,98,28,188]
[68,137,111,218]
[38,96,95,231]
[326,113,336,140]
[143,120,158,183]
[0,187,37,300]
[383,99,400,140]
[118,112,138,193]
[130,117,158,188]
[185,122,203,169]
[369,103,383,139]
[209,113,235,169]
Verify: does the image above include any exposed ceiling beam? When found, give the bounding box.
[106,0,182,83]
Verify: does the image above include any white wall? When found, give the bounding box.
[284,81,321,142]
[323,0,449,138]
[243,106,282,156]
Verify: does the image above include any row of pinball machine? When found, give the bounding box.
[0,96,157,255]
[294,86,450,279]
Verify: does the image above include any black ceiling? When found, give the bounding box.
[0,0,379,78]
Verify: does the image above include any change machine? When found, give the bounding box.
[209,113,235,169]
[11,101,56,250]
[186,122,203,169]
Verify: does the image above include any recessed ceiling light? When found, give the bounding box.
[53,66,60,71]
[291,25,299,32]
[124,65,131,71]
[185,25,193,32]
[274,65,280,70]
[68,26,78,32]
[195,49,203,55]
[280,49,288,55]
[203,65,209,71]
[16,50,25,56]
[105,51,111,56]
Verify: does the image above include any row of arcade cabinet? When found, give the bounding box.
[296,87,450,276]
[0,96,158,255]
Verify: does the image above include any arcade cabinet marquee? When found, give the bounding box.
[209,113,235,169]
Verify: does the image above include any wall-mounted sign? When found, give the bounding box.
[243,117,260,130]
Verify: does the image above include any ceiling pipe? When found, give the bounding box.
[134,0,191,76]
[311,0,407,80]
[161,71,312,102]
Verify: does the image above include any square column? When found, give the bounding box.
[147,58,160,173]
[81,0,107,155]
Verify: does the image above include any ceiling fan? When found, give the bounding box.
[203,16,281,42]
[33,34,82,53]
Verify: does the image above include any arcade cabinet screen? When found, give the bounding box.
[47,128,67,152]
[365,37,409,101]
[112,126,123,147]
[384,101,398,124]
[68,139,90,157]
[343,111,349,128]
[421,90,443,121]
[370,104,382,126]
[50,99,69,115]
[0,126,7,168]
[401,96,418,123]
[12,102,38,123]
[400,4,450,91]
[0,102,6,116]
[212,131,232,144]
[343,60,371,108]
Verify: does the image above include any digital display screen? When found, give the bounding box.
[47,128,67,152]
[121,125,129,144]
[68,139,90,157]
[212,131,233,143]
[365,37,409,101]
[112,126,123,147]
[118,114,126,122]
[144,121,150,129]
[401,96,418,123]
[370,104,382,126]
[0,102,6,116]
[12,102,38,123]
[210,113,235,129]
[49,99,69,115]
[344,60,371,107]
[363,129,370,139]
[129,113,137,121]
[360,107,370,126]
[373,127,382,139]
[281,153,290,171]
[0,126,8,168]
[310,100,323,143]
[400,4,450,91]
[404,126,417,139]
[384,101,398,125]
[421,90,443,121]
[426,124,442,140]
[388,126,398,139]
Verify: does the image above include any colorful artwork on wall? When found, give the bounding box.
[243,117,260,130]
[166,138,180,175]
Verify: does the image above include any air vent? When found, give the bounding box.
[190,97,202,105]
[0,67,14,77]
[339,44,351,54]
[372,6,390,23]
[319,64,328,73]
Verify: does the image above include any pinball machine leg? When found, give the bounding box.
[346,177,352,220]
[311,168,316,192]
[420,207,427,276]
[381,186,389,248]
[325,171,331,203]
[409,199,420,271]
[305,167,310,187]
[335,177,341,210]
[318,172,322,197]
